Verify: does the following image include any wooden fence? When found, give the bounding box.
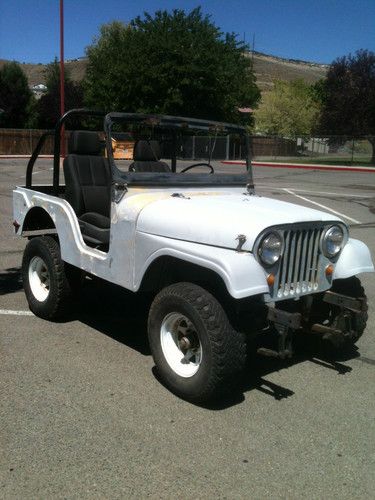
[0,128,299,158]
[0,129,56,155]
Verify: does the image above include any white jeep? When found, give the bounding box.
[13,109,374,403]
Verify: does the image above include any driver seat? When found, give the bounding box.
[63,131,111,248]
[129,140,171,173]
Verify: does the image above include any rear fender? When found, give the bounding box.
[13,188,108,273]
[13,188,32,234]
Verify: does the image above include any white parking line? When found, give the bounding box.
[0,309,33,316]
[283,188,362,224]
[17,167,54,180]
[257,185,373,199]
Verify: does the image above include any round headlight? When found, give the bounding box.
[322,225,344,257]
[258,232,283,266]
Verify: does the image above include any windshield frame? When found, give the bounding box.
[104,112,254,190]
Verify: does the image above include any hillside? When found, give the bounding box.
[250,51,327,90]
[0,58,87,87]
[0,51,327,92]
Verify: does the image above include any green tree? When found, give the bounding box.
[37,59,84,128]
[24,95,39,129]
[84,8,260,123]
[316,49,375,163]
[0,61,32,128]
[253,79,319,137]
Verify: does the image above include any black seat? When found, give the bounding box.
[129,140,171,173]
[63,131,111,247]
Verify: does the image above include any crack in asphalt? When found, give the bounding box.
[350,222,375,229]
[357,356,375,366]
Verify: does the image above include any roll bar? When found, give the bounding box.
[26,109,106,195]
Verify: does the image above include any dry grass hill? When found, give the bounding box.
[0,59,87,87]
[0,51,328,92]
[250,51,327,90]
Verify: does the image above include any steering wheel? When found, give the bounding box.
[180,163,214,174]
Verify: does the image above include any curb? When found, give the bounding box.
[2,156,374,173]
[222,160,375,173]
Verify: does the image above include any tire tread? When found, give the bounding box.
[22,236,74,319]
[148,282,246,402]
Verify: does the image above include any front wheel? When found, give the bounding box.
[148,282,246,403]
[309,276,368,348]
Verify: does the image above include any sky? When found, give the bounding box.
[1,0,374,65]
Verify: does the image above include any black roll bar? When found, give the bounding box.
[26,131,54,188]
[26,109,106,194]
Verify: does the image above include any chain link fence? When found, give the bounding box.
[251,136,375,165]
[0,129,374,165]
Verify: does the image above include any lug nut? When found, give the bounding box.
[179,336,191,350]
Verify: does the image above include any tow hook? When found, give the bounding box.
[311,290,365,346]
[322,290,366,313]
[257,307,301,360]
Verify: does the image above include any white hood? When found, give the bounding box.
[136,191,340,251]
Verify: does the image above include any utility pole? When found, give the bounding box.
[60,0,65,157]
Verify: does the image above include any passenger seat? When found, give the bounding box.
[128,140,171,173]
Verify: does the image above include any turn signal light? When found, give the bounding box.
[267,273,275,287]
[325,264,334,277]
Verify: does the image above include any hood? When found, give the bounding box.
[136,191,340,251]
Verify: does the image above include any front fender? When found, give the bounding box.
[333,238,374,279]
[134,232,269,299]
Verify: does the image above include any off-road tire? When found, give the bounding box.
[148,282,246,403]
[331,276,368,344]
[22,236,79,320]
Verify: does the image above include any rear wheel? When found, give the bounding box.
[22,236,80,320]
[148,282,246,403]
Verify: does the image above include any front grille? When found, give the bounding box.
[272,226,325,300]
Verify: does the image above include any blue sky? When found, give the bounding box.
[1,0,374,64]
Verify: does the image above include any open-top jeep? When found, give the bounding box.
[13,109,374,403]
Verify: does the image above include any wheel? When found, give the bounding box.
[309,276,368,347]
[22,236,79,319]
[148,282,246,403]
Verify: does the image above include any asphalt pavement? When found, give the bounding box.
[1,159,375,499]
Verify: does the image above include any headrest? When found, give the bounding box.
[133,140,161,161]
[68,131,101,155]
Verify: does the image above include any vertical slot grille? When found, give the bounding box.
[275,226,323,299]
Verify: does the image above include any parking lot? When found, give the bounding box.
[1,158,375,498]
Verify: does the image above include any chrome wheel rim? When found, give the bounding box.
[160,312,202,378]
[28,256,50,302]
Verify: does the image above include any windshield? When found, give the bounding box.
[104,112,254,189]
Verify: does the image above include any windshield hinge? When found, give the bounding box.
[245,183,255,195]
[113,182,128,203]
[171,192,190,199]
